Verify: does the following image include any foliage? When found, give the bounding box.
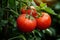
[0,0,60,40]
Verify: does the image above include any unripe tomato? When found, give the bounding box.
[36,12,51,30]
[17,14,37,33]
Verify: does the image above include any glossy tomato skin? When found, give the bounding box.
[36,12,51,30]
[17,14,37,33]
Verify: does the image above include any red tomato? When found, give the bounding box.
[21,6,37,18]
[21,8,26,14]
[17,14,37,33]
[36,12,51,30]
[21,6,27,14]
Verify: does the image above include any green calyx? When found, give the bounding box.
[25,14,34,20]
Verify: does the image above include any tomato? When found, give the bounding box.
[34,0,57,6]
[20,6,27,14]
[17,14,37,33]
[21,8,26,14]
[21,6,37,18]
[36,12,51,30]
[21,6,27,14]
[27,9,37,18]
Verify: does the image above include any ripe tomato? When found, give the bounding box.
[21,6,37,18]
[36,12,51,30]
[21,8,26,14]
[17,14,37,33]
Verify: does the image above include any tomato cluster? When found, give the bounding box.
[21,6,37,18]
[16,6,51,33]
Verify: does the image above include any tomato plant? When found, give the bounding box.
[17,14,37,32]
[36,12,51,30]
[1,0,60,40]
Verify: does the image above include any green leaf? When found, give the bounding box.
[22,0,28,2]
[0,26,2,32]
[54,2,60,10]
[10,9,19,17]
[0,20,8,26]
[8,35,26,40]
[40,3,47,8]
[2,0,7,8]
[0,8,4,19]
[34,30,42,37]
[57,14,60,19]
[34,37,41,40]
[56,39,60,40]
[19,35,26,40]
[31,0,37,6]
[41,7,57,15]
[8,15,17,27]
[29,0,32,2]
[49,27,56,36]
[9,0,17,11]
[40,2,57,15]
[44,27,56,36]
[35,6,40,12]
[44,29,52,36]
[16,1,19,6]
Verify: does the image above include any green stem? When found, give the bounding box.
[8,35,26,40]
[21,1,28,5]
[10,9,19,16]
[32,31,36,38]
[18,0,23,14]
